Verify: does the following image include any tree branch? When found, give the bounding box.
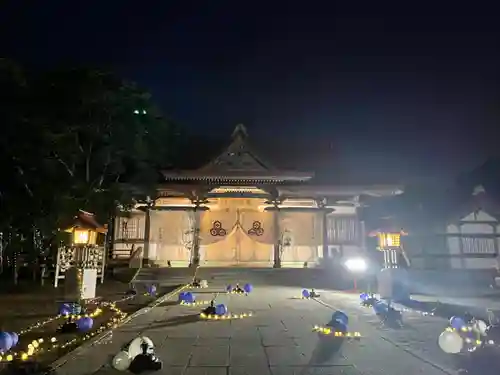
[97,151,111,188]
[12,157,33,197]
[53,153,74,177]
[16,166,33,197]
[85,143,93,183]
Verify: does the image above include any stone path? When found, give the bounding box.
[317,290,459,374]
[53,280,461,375]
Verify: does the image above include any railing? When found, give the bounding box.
[128,245,143,269]
[112,237,145,260]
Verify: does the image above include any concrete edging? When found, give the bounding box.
[51,283,187,369]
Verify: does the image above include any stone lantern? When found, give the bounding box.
[369,227,409,302]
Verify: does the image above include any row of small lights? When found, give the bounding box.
[0,295,113,361]
[2,284,216,361]
[446,326,496,347]
[0,300,129,363]
[200,312,253,320]
[180,301,211,307]
[312,326,362,338]
[360,299,435,317]
[62,307,103,321]
[398,307,435,316]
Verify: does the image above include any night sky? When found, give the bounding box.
[2,2,499,185]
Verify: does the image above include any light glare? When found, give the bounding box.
[344,258,367,272]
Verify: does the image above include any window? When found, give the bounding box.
[118,218,139,239]
[327,216,360,244]
[461,237,496,254]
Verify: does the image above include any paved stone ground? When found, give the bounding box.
[410,294,500,321]
[53,277,461,375]
[317,290,459,374]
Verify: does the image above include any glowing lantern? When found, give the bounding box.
[64,210,107,246]
[73,229,93,245]
[369,229,408,251]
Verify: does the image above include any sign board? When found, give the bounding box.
[80,268,98,300]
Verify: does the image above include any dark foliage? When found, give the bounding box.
[0,59,183,263]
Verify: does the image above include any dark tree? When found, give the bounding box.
[0,63,182,280]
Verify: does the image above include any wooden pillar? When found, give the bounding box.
[273,205,281,268]
[142,197,154,267]
[360,220,367,252]
[493,223,500,270]
[458,224,465,269]
[316,198,329,259]
[192,208,201,266]
[143,206,151,266]
[322,210,328,259]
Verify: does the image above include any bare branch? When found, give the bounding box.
[53,153,74,177]
[15,166,33,197]
[85,143,93,183]
[97,151,111,188]
[75,133,85,154]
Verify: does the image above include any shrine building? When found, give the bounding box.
[112,124,403,267]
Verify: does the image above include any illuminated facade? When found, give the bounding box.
[112,124,402,267]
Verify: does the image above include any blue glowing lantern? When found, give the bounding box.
[215,304,227,316]
[183,292,195,304]
[178,292,187,302]
[332,311,349,326]
[59,303,72,316]
[76,317,94,332]
[302,289,310,298]
[10,332,19,347]
[147,284,157,296]
[0,332,13,352]
[243,283,253,293]
[450,316,466,331]
[360,293,369,301]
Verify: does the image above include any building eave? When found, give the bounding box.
[277,184,404,197]
[160,171,314,182]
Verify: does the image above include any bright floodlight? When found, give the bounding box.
[344,258,367,272]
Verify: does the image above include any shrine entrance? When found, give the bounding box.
[199,198,275,266]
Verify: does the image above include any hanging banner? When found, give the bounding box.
[200,210,237,245]
[241,211,274,244]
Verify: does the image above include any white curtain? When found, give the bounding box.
[240,210,275,244]
[150,211,191,245]
[199,210,238,245]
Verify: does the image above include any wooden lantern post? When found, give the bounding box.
[55,211,107,305]
[369,228,409,301]
[369,229,408,269]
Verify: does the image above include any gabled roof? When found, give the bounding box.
[161,124,314,182]
[64,210,107,233]
[448,185,500,222]
[197,124,274,173]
